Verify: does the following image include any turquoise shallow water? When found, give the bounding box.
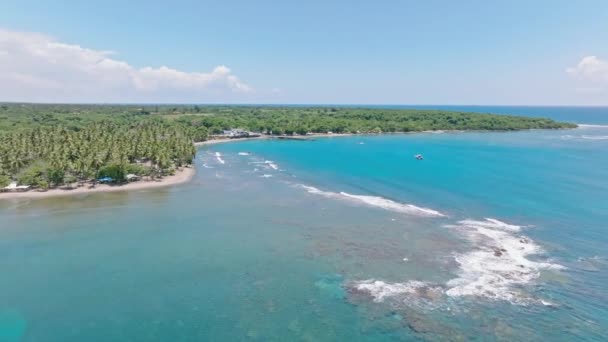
[1,107,607,341]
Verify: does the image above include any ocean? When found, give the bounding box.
[0,106,607,341]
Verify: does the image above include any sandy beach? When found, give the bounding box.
[0,167,195,200]
[194,136,269,146]
[194,133,355,147]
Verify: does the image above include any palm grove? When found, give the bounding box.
[0,120,196,188]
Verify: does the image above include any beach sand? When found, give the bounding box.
[0,167,195,200]
[194,136,268,146]
[194,134,353,147]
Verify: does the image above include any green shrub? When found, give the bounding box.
[0,174,10,187]
[125,163,152,176]
[64,174,78,184]
[18,163,47,188]
[97,164,126,182]
[47,168,65,186]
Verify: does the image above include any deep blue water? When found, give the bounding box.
[0,106,607,341]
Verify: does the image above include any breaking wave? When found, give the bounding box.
[214,152,225,164]
[561,134,608,140]
[443,218,564,304]
[577,124,608,129]
[352,280,444,303]
[265,160,279,170]
[350,218,564,306]
[582,135,608,140]
[298,185,446,217]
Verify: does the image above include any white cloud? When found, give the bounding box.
[0,28,252,102]
[566,56,608,84]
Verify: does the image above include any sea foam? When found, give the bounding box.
[265,160,279,170]
[353,280,443,303]
[561,134,608,141]
[443,218,564,304]
[214,152,225,164]
[351,218,563,306]
[299,185,445,217]
[577,124,608,129]
[582,135,608,140]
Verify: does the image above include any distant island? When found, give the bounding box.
[0,103,576,196]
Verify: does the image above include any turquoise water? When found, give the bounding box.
[1,108,607,341]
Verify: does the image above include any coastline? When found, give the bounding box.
[194,136,269,146]
[5,125,585,201]
[195,126,583,148]
[194,133,355,147]
[0,167,195,200]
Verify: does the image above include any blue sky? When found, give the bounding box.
[1,0,607,104]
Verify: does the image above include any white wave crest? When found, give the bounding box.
[298,185,445,217]
[202,163,214,169]
[238,152,251,156]
[353,280,443,303]
[561,134,608,140]
[582,135,608,140]
[577,124,608,129]
[265,160,279,170]
[444,218,564,304]
[260,174,273,178]
[215,152,225,164]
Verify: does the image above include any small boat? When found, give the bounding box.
[415,154,424,160]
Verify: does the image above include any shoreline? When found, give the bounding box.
[195,126,584,147]
[194,136,269,146]
[194,133,355,147]
[13,126,586,200]
[0,167,195,200]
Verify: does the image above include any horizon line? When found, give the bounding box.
[1,102,608,108]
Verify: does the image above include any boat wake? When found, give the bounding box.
[350,218,564,306]
[298,185,446,217]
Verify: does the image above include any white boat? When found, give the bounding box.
[415,154,424,160]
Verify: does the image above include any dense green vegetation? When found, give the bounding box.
[0,118,195,188]
[0,103,575,188]
[169,106,576,135]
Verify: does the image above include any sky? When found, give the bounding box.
[0,0,607,105]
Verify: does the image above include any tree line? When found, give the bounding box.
[169,106,576,137]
